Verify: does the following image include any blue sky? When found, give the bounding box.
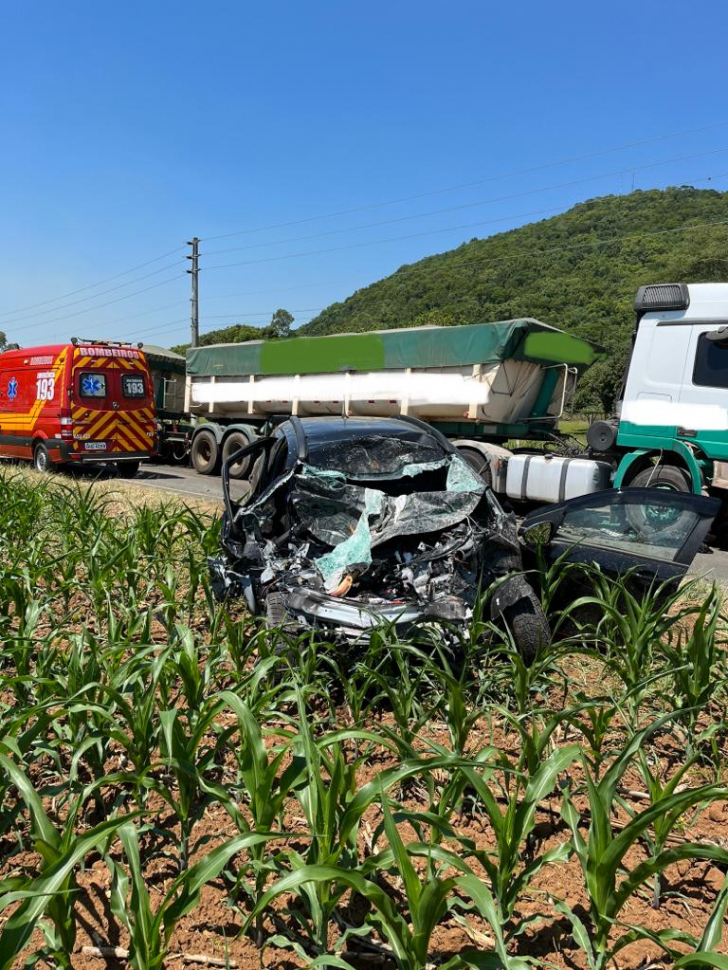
[2,0,728,348]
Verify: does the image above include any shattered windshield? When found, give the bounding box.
[306,434,445,478]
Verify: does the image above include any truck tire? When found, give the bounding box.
[222,431,253,480]
[191,430,220,475]
[501,596,551,666]
[116,461,140,478]
[33,443,55,474]
[625,463,692,533]
[628,463,692,493]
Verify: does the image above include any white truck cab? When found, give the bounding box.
[589,282,728,495]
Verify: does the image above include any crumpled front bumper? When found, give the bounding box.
[281,586,470,636]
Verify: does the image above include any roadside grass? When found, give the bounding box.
[0,465,727,970]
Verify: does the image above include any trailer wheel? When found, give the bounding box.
[191,430,220,475]
[222,431,253,480]
[33,443,55,474]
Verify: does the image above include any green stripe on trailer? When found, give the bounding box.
[519,330,599,366]
[186,318,603,377]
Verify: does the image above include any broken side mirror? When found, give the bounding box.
[521,521,554,548]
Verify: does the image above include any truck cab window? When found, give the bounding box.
[79,373,107,398]
[694,332,728,388]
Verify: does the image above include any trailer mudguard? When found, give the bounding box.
[613,443,703,494]
[191,422,226,446]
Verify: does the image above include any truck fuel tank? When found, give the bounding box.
[505,454,611,504]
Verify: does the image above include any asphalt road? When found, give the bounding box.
[128,462,728,585]
[131,462,249,504]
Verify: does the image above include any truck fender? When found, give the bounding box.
[614,444,703,494]
[452,440,513,490]
[191,423,226,446]
[221,423,258,444]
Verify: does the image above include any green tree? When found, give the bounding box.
[261,308,294,340]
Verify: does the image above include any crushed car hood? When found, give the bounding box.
[270,455,486,592]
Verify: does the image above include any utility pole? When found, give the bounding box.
[187,237,199,347]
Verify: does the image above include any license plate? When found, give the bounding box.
[84,441,106,451]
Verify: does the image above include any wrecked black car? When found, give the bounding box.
[209,416,549,659]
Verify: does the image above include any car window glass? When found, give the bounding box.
[307,434,443,476]
[694,332,728,388]
[79,372,107,398]
[556,498,701,562]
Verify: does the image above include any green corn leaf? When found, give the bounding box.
[0,813,138,970]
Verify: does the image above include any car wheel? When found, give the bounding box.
[116,460,140,478]
[191,430,220,475]
[500,595,551,665]
[265,591,291,629]
[222,431,253,480]
[33,443,55,474]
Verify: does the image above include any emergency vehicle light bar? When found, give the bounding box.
[71,337,144,349]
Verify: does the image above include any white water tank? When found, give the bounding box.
[505,454,611,504]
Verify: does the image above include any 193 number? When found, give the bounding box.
[36,376,55,401]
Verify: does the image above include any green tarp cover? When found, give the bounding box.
[186,319,601,378]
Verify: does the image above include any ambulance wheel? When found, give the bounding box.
[191,431,220,475]
[117,461,140,478]
[33,443,55,474]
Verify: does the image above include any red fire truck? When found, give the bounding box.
[0,339,156,474]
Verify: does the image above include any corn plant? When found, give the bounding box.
[216,691,305,936]
[0,754,136,970]
[656,584,726,755]
[108,822,275,970]
[156,698,243,870]
[561,715,728,968]
[455,738,579,935]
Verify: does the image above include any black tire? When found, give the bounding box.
[33,442,55,474]
[457,447,493,487]
[116,460,140,478]
[222,431,253,480]
[190,430,220,475]
[625,463,693,534]
[501,596,551,665]
[265,591,290,629]
[628,463,692,493]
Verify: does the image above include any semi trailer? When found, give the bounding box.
[144,345,194,463]
[184,281,728,511]
[183,317,603,502]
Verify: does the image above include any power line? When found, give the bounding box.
[1,258,187,327]
[202,121,728,242]
[203,146,728,258]
[202,171,728,273]
[106,215,728,344]
[6,273,186,336]
[0,245,186,317]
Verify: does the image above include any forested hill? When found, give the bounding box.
[299,188,728,409]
